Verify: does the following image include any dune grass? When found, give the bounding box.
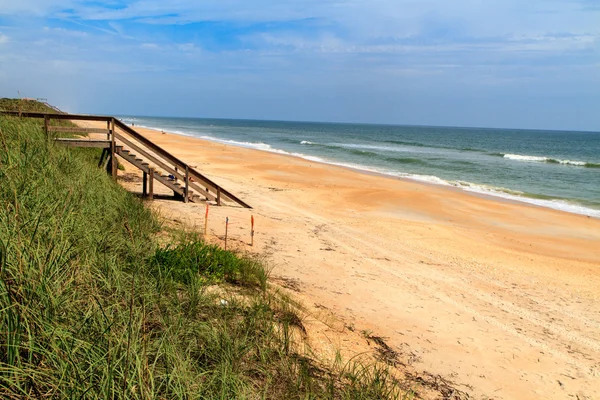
[0,98,62,114]
[0,114,408,399]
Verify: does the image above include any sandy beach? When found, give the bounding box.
[82,122,600,399]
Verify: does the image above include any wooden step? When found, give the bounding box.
[116,147,220,205]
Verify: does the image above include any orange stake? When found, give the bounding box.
[250,215,255,246]
[225,217,229,250]
[204,204,209,237]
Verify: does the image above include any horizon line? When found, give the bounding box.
[109,112,600,134]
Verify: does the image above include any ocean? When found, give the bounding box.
[118,116,600,218]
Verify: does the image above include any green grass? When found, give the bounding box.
[0,98,61,114]
[0,115,409,399]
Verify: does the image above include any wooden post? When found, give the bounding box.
[142,171,148,197]
[110,118,117,178]
[225,217,229,250]
[184,165,189,203]
[110,118,117,179]
[206,187,210,201]
[148,168,154,200]
[106,120,110,140]
[44,115,49,138]
[217,187,222,206]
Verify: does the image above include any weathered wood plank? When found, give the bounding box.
[184,166,189,203]
[54,138,112,148]
[48,127,110,134]
[143,171,148,197]
[111,119,117,178]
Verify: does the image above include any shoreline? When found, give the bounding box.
[135,123,600,220]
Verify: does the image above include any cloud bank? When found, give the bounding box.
[0,0,598,130]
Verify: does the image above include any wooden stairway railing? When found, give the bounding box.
[0,111,251,208]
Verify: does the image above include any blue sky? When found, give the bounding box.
[0,0,598,130]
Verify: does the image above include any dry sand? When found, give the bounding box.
[82,122,600,399]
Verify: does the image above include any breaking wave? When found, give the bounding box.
[500,153,600,168]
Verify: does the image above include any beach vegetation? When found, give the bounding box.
[0,112,407,398]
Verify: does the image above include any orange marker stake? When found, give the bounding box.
[250,215,255,246]
[225,217,229,250]
[204,204,209,237]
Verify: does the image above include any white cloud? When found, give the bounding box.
[43,26,88,37]
[0,32,8,44]
[0,0,76,16]
[177,43,199,52]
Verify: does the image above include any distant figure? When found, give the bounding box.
[132,122,135,127]
[161,130,165,134]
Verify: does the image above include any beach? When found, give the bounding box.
[85,122,600,399]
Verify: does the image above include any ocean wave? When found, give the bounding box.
[384,140,487,153]
[199,136,282,152]
[502,153,599,168]
[197,135,328,162]
[300,140,314,145]
[384,156,428,165]
[334,143,431,153]
[383,139,430,148]
[134,124,197,137]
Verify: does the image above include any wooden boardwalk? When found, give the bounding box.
[1,111,251,208]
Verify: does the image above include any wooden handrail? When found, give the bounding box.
[114,132,217,202]
[0,111,113,121]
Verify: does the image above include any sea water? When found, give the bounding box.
[118,116,600,218]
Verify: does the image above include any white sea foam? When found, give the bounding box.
[503,153,591,167]
[288,160,600,218]
[195,135,328,162]
[300,140,314,145]
[133,124,197,138]
[503,154,547,162]
[203,137,281,152]
[456,183,600,218]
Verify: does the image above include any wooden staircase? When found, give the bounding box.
[1,111,251,208]
[114,145,213,204]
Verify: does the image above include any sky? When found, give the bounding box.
[0,0,598,131]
